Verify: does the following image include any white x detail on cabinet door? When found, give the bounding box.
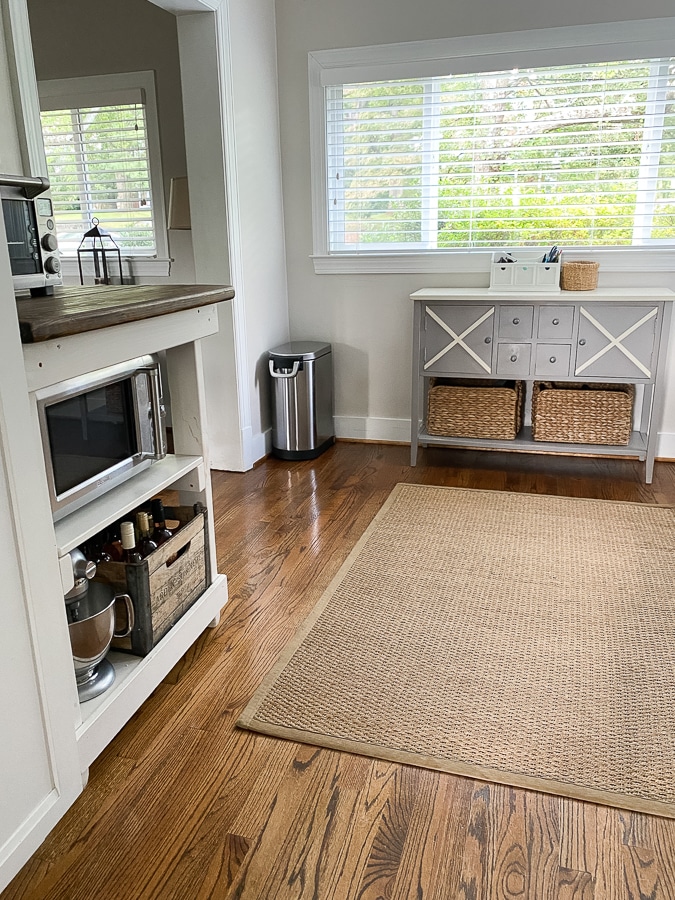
[576,307,657,377]
[424,306,494,373]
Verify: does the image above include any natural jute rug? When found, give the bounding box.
[238,484,675,816]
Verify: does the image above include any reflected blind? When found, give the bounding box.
[41,101,156,254]
[326,58,675,252]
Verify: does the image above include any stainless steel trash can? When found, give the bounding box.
[268,341,334,460]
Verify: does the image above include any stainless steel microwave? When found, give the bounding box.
[35,356,167,521]
[0,173,62,296]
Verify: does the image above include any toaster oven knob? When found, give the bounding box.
[44,256,61,274]
[42,233,58,251]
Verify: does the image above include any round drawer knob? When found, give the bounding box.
[552,318,560,325]
[510,354,518,362]
[484,336,491,344]
[549,356,556,363]
[579,338,587,346]
[513,317,520,325]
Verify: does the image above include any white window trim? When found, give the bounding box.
[38,71,170,275]
[309,17,675,275]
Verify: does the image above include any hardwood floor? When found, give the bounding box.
[5,442,675,900]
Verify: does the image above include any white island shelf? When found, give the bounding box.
[54,454,205,556]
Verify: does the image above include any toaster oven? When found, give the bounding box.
[0,173,62,296]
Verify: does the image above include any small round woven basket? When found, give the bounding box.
[560,260,599,291]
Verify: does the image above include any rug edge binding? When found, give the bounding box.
[237,719,675,819]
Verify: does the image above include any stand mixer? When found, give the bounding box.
[64,549,134,702]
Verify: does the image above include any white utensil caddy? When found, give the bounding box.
[489,251,561,292]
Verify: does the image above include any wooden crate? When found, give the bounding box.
[96,504,211,656]
[427,378,524,440]
[531,382,634,445]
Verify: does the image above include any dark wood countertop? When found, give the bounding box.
[17,283,235,343]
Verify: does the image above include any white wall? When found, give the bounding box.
[275,0,675,455]
[27,0,196,283]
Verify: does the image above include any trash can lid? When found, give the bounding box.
[268,341,331,360]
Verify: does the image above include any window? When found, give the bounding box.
[38,72,168,263]
[309,20,675,273]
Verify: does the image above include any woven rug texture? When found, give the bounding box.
[238,484,675,816]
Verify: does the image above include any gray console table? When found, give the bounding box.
[410,287,675,483]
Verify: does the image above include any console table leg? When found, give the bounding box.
[645,457,655,484]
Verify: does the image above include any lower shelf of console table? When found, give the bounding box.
[417,425,647,458]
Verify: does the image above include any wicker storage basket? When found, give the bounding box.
[531,381,634,445]
[560,260,599,291]
[427,378,524,440]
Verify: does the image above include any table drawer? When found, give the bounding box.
[498,306,534,340]
[496,343,531,377]
[538,306,574,340]
[534,343,571,377]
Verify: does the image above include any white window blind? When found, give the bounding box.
[40,97,156,255]
[326,58,675,252]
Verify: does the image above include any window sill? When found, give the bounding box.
[311,249,675,276]
[60,256,172,279]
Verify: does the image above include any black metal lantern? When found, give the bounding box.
[77,218,122,285]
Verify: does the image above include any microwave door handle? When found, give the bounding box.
[148,367,166,458]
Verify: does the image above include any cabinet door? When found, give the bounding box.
[0,481,81,894]
[575,306,658,379]
[423,304,494,375]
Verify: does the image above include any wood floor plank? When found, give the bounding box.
[589,806,624,900]
[355,765,419,899]
[4,444,675,900]
[225,746,347,899]
[560,798,598,874]
[557,867,595,900]
[458,782,532,900]
[621,845,658,900]
[192,834,251,900]
[390,771,474,900]
[524,791,560,899]
[646,817,675,899]
[145,732,289,899]
[309,759,401,900]
[618,810,653,850]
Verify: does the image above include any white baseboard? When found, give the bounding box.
[246,418,675,464]
[335,416,411,443]
[249,427,272,466]
[656,432,675,460]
